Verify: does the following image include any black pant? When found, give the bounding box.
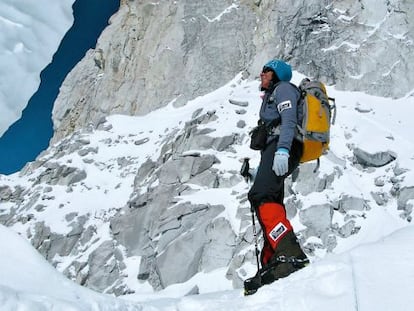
[248,138,303,210]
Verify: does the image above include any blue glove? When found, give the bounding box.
[272,148,290,176]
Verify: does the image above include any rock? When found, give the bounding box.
[200,218,236,272]
[78,147,98,157]
[393,164,409,176]
[185,285,200,296]
[155,204,225,287]
[30,221,51,254]
[133,158,157,187]
[34,164,87,186]
[355,107,372,113]
[158,154,219,185]
[291,164,336,195]
[229,99,249,107]
[353,147,396,168]
[158,157,194,184]
[337,195,369,213]
[188,170,219,188]
[320,233,337,252]
[191,108,203,119]
[0,186,12,201]
[397,186,414,214]
[371,191,389,206]
[374,176,386,187]
[192,154,219,175]
[134,138,150,145]
[84,241,124,294]
[217,173,242,188]
[236,120,246,128]
[284,197,300,220]
[338,220,360,238]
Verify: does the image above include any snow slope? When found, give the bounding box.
[1,223,413,310]
[0,224,141,311]
[1,72,414,310]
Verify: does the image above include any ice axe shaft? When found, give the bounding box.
[250,198,261,273]
[240,158,261,274]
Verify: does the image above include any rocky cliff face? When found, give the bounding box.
[52,0,414,142]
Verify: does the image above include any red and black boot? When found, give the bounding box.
[244,203,308,295]
[259,230,309,285]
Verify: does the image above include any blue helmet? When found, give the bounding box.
[263,59,292,82]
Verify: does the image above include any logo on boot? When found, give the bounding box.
[269,222,287,241]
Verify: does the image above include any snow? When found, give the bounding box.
[321,41,361,52]
[0,224,141,311]
[0,0,74,136]
[0,71,414,310]
[203,3,239,23]
[1,1,414,310]
[1,222,414,310]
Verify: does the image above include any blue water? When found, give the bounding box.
[0,0,119,175]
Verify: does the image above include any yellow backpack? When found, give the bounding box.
[297,78,336,168]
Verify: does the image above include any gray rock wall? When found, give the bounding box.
[52,0,414,142]
[52,0,257,141]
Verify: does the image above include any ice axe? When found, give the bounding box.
[240,157,252,182]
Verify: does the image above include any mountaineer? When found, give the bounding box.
[244,59,309,295]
